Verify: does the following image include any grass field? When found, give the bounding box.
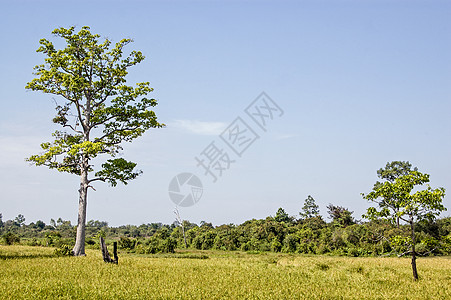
[1,246,450,299]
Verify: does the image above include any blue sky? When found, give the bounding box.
[0,0,450,226]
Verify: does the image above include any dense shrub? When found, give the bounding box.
[54,244,74,256]
[26,238,41,246]
[134,237,176,254]
[45,231,62,246]
[282,234,298,253]
[271,238,282,252]
[118,237,137,250]
[3,232,20,245]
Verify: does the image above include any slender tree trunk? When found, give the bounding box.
[174,208,187,248]
[73,156,89,256]
[181,221,187,248]
[410,219,418,280]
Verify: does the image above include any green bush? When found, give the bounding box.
[132,237,177,254]
[283,234,298,253]
[315,243,330,254]
[26,238,41,246]
[160,238,176,253]
[240,242,251,252]
[192,236,203,250]
[44,231,62,246]
[258,241,271,252]
[54,244,74,256]
[118,237,137,250]
[271,238,282,252]
[3,232,20,245]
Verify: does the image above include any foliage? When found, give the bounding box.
[2,212,451,257]
[118,236,137,250]
[2,232,20,245]
[375,161,418,227]
[377,161,417,182]
[274,208,291,223]
[326,204,355,227]
[54,244,74,257]
[45,231,62,246]
[363,171,446,224]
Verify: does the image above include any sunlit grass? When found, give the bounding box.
[1,245,450,299]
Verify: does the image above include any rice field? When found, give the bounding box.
[1,245,450,299]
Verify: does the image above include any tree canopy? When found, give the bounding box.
[326,204,355,227]
[375,161,418,228]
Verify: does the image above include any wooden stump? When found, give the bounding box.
[100,237,118,264]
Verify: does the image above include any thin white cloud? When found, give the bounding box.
[0,121,52,167]
[171,119,227,136]
[0,135,44,167]
[275,133,298,140]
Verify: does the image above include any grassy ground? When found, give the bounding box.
[1,245,450,299]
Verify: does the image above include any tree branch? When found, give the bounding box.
[63,123,83,134]
[88,177,105,184]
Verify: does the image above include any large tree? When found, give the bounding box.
[26,26,164,256]
[362,170,446,280]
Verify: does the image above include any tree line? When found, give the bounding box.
[2,206,450,257]
[2,161,450,259]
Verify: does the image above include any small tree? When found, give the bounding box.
[326,204,355,227]
[376,161,417,227]
[26,26,164,256]
[300,195,320,219]
[362,170,446,280]
[274,208,291,223]
[35,220,46,230]
[14,214,26,227]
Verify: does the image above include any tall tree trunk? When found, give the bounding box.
[410,218,418,280]
[73,157,89,256]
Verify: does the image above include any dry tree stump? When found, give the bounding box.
[100,237,118,264]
